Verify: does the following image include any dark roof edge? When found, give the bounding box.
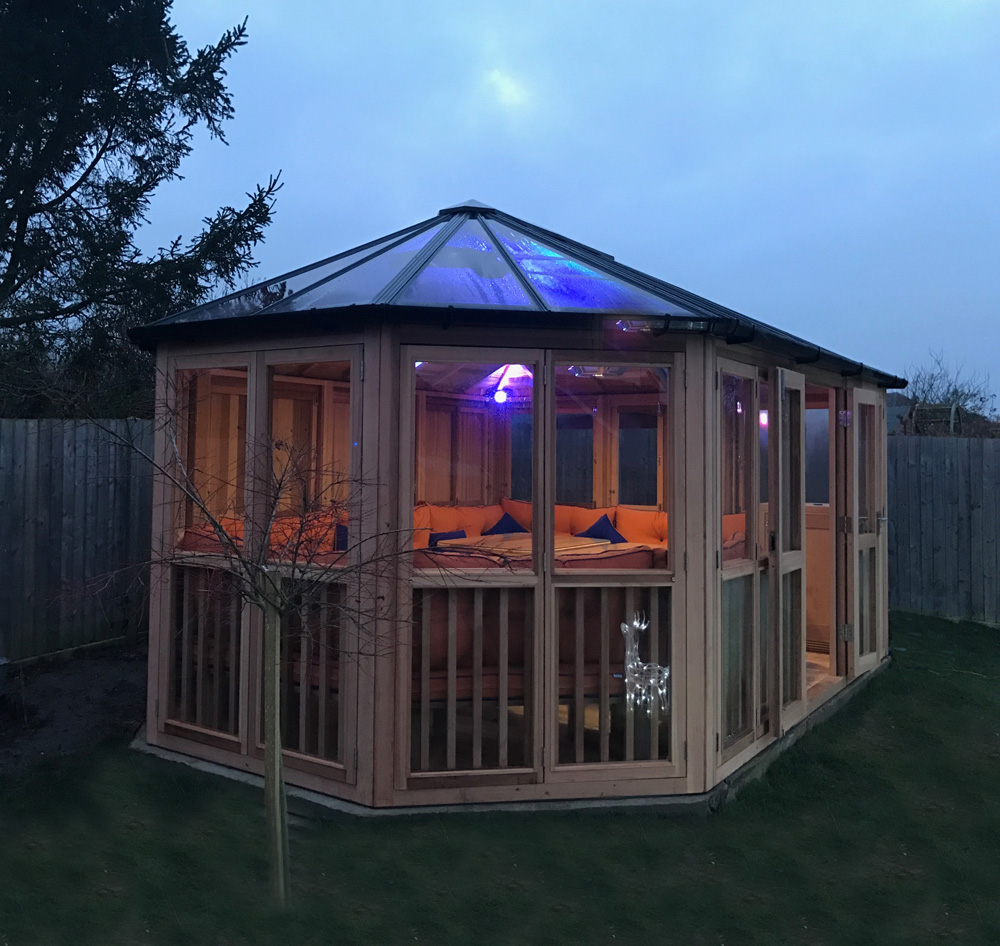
[128,303,907,388]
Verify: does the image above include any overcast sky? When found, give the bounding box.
[142,0,1000,394]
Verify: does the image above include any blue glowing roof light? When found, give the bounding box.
[484,220,669,314]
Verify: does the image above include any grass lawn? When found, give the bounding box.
[2,612,999,946]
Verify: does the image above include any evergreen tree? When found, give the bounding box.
[0,0,279,416]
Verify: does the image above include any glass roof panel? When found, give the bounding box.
[267,223,445,312]
[161,229,428,325]
[485,221,674,314]
[394,219,538,308]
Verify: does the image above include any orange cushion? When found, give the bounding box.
[722,512,746,544]
[616,506,668,546]
[553,504,577,535]
[427,505,460,533]
[500,498,532,531]
[413,504,431,549]
[570,506,617,535]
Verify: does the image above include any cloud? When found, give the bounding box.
[484,69,531,111]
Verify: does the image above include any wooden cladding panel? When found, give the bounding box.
[888,436,1000,625]
[0,419,153,662]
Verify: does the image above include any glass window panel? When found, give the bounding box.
[554,364,671,571]
[781,385,803,552]
[806,406,830,504]
[858,403,876,535]
[165,232,421,324]
[268,361,352,567]
[782,570,803,706]
[176,367,247,534]
[556,413,594,504]
[859,547,877,655]
[722,576,753,747]
[413,360,534,569]
[758,570,770,733]
[556,586,671,764]
[722,374,753,563]
[618,410,659,506]
[395,219,538,308]
[485,221,671,313]
[271,224,444,312]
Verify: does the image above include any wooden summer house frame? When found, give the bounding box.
[131,200,905,809]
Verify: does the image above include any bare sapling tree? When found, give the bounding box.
[124,369,406,905]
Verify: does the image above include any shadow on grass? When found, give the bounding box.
[1,612,998,945]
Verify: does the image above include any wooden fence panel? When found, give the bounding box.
[0,419,153,661]
[888,435,1000,625]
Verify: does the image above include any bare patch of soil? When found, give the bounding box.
[0,645,146,776]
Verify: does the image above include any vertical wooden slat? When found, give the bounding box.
[335,585,346,764]
[917,438,934,616]
[472,589,483,769]
[954,441,971,619]
[446,590,457,770]
[498,589,509,768]
[521,589,531,767]
[624,586,635,762]
[908,436,922,615]
[0,422,11,658]
[969,438,985,622]
[74,423,90,645]
[599,587,610,763]
[211,593,223,730]
[649,586,660,761]
[32,421,53,658]
[574,588,584,764]
[984,441,999,625]
[317,591,330,759]
[228,584,239,735]
[9,423,26,657]
[22,421,38,657]
[420,591,431,771]
[195,573,207,726]
[298,607,310,753]
[280,603,293,748]
[179,569,192,720]
[59,422,77,652]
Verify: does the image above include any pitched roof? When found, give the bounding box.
[131,201,906,388]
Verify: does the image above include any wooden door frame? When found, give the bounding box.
[849,386,883,677]
[774,368,808,732]
[543,351,686,785]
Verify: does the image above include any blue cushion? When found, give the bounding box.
[575,513,626,544]
[482,512,529,536]
[335,523,348,551]
[429,529,466,547]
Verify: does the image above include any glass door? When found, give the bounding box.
[773,369,807,727]
[850,388,884,677]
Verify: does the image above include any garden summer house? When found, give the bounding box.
[131,200,903,808]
